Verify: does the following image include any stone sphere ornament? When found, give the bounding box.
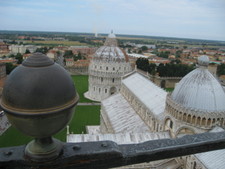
[0,53,79,161]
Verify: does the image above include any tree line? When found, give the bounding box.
[63,50,86,61]
[136,58,194,77]
[217,63,225,76]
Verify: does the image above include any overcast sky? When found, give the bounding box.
[0,0,225,41]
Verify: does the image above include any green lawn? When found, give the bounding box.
[71,75,96,103]
[0,106,100,147]
[165,88,174,92]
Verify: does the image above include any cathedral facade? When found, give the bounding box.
[84,32,132,101]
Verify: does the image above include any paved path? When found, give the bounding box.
[78,102,101,106]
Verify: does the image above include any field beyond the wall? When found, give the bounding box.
[0,75,100,148]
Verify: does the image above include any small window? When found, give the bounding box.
[100,66,102,69]
[101,77,103,82]
[99,88,101,93]
[112,78,115,83]
[113,67,115,71]
[105,89,107,93]
[106,67,108,70]
[170,121,173,129]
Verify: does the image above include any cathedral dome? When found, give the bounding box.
[171,55,225,112]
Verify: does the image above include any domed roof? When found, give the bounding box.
[95,46,126,60]
[93,31,128,61]
[171,55,225,112]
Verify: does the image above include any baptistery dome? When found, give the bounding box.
[93,31,128,62]
[171,55,225,112]
[85,31,132,101]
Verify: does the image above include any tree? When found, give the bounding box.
[63,50,73,57]
[36,47,48,54]
[141,46,148,51]
[15,53,23,64]
[159,51,170,58]
[128,48,131,53]
[25,49,30,54]
[157,63,194,77]
[8,54,15,58]
[171,59,181,64]
[6,63,17,74]
[148,63,156,75]
[217,63,225,76]
[136,58,149,71]
[175,50,182,58]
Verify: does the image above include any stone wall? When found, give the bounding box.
[136,69,182,88]
[66,66,88,75]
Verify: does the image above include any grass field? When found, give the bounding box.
[71,75,95,103]
[21,40,88,46]
[0,105,100,147]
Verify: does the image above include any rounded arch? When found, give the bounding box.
[207,118,211,126]
[183,113,187,122]
[202,117,206,126]
[176,127,195,138]
[110,86,117,95]
[164,117,173,131]
[192,115,196,124]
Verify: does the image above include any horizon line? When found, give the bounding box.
[0,29,224,43]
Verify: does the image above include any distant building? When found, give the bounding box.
[65,58,74,67]
[9,45,26,54]
[46,50,58,60]
[84,32,132,101]
[127,53,149,58]
[0,42,8,50]
[69,46,96,55]
[0,63,6,79]
[135,44,156,49]
[9,45,37,54]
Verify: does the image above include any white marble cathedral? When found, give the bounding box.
[68,55,225,169]
[84,31,132,101]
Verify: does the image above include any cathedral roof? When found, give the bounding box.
[171,55,225,112]
[122,72,167,119]
[102,93,150,133]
